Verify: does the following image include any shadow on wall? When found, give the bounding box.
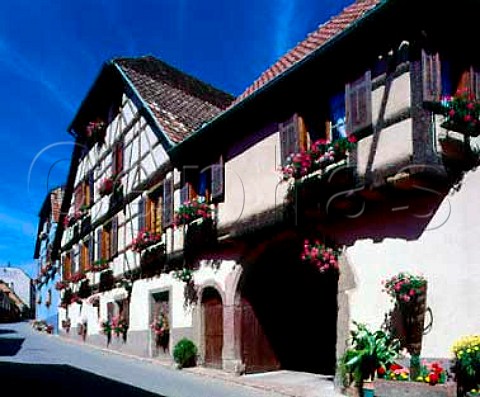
[312,188,449,245]
[0,362,165,397]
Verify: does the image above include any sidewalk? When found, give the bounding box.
[52,331,342,397]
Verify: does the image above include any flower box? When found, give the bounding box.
[281,136,356,181]
[98,177,119,197]
[174,196,214,226]
[374,379,456,397]
[440,89,480,137]
[131,230,162,252]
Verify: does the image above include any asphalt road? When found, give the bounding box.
[0,322,283,397]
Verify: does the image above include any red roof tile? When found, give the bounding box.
[114,56,234,143]
[232,0,380,106]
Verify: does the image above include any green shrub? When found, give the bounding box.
[173,338,198,368]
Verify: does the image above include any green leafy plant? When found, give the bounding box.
[173,338,198,369]
[342,322,401,387]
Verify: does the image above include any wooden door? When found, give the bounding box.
[203,291,223,368]
[241,298,280,373]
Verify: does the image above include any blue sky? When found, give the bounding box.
[0,0,353,277]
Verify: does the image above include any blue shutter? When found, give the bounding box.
[163,179,173,227]
[138,198,145,231]
[89,237,95,266]
[88,172,94,206]
[112,217,118,256]
[97,229,103,260]
[211,158,224,202]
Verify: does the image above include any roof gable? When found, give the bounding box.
[114,56,234,143]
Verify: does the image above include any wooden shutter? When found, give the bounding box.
[422,49,441,102]
[138,198,145,231]
[180,184,190,205]
[63,254,71,280]
[74,185,83,212]
[211,157,224,202]
[146,199,153,232]
[163,178,173,228]
[112,141,124,176]
[111,217,118,256]
[97,229,103,260]
[70,249,77,274]
[80,243,86,272]
[346,71,372,134]
[279,114,301,165]
[470,66,480,100]
[156,195,163,233]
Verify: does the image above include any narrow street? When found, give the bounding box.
[0,322,285,397]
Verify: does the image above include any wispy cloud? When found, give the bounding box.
[0,36,75,113]
[274,0,297,59]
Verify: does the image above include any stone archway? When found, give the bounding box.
[201,286,224,368]
[236,232,339,374]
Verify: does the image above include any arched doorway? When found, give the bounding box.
[202,287,223,368]
[238,234,338,374]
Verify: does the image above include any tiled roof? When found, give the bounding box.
[114,56,234,143]
[233,0,381,105]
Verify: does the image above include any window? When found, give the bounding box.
[63,253,71,280]
[73,173,94,212]
[102,224,112,260]
[180,166,198,205]
[441,57,480,100]
[422,49,441,102]
[139,194,162,233]
[329,92,347,141]
[163,178,174,228]
[112,141,124,177]
[80,241,90,272]
[279,113,307,165]
[346,71,372,133]
[97,225,112,260]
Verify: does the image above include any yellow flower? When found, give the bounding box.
[401,373,408,379]
[416,376,423,381]
[425,376,430,383]
[471,389,477,393]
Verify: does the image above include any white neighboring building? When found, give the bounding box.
[0,266,34,318]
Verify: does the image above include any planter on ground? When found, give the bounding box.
[374,379,456,397]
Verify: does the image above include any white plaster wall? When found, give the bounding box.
[194,260,237,296]
[346,168,480,357]
[128,273,188,331]
[219,133,287,227]
[371,71,411,125]
[356,118,413,181]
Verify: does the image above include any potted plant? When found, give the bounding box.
[383,272,427,355]
[280,135,357,181]
[440,89,480,137]
[130,230,162,252]
[85,119,106,143]
[100,319,112,346]
[341,322,401,396]
[112,316,129,342]
[98,177,116,197]
[150,312,170,352]
[174,196,214,226]
[452,335,480,396]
